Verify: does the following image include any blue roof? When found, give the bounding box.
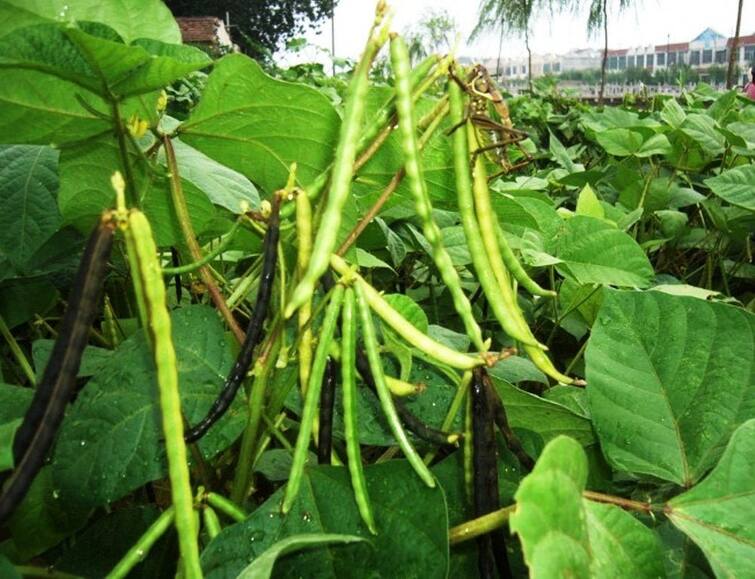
[692,28,725,43]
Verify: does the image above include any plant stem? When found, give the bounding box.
[106,507,175,579]
[0,315,36,385]
[449,505,516,545]
[15,567,84,579]
[162,135,244,343]
[583,490,657,513]
[111,99,138,208]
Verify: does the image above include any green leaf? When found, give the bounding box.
[0,417,21,471]
[1,0,181,44]
[660,99,686,129]
[0,555,19,579]
[551,216,654,287]
[549,130,577,172]
[6,467,89,560]
[680,114,725,155]
[0,145,61,273]
[200,462,448,578]
[595,128,644,157]
[489,374,595,446]
[704,165,755,211]
[0,23,209,98]
[724,121,755,150]
[586,290,754,486]
[237,534,366,579]
[636,134,672,158]
[585,501,666,579]
[510,436,590,575]
[180,54,340,194]
[667,420,755,579]
[576,184,605,219]
[53,306,243,507]
[161,139,260,213]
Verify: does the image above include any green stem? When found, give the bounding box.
[106,507,175,579]
[0,315,36,385]
[230,335,281,505]
[424,370,471,465]
[15,568,84,579]
[111,99,138,208]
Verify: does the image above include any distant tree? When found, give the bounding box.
[470,0,572,90]
[404,9,456,65]
[166,0,338,61]
[726,0,744,88]
[587,0,632,104]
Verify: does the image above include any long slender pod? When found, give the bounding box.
[390,35,486,353]
[124,208,201,578]
[447,79,541,348]
[184,195,281,442]
[161,217,244,276]
[106,507,176,579]
[331,255,483,370]
[355,349,459,446]
[282,284,345,513]
[354,283,436,488]
[493,224,555,298]
[471,368,512,579]
[483,372,534,472]
[0,215,114,524]
[296,190,314,395]
[341,287,378,534]
[317,358,337,464]
[285,4,390,318]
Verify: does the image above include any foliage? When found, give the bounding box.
[165,0,337,61]
[0,1,753,578]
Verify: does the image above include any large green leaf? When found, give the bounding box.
[667,420,755,579]
[0,0,181,44]
[0,145,60,273]
[511,436,666,579]
[0,23,210,98]
[595,128,643,156]
[586,290,754,486]
[200,461,448,578]
[550,216,654,287]
[704,165,755,212]
[52,306,243,507]
[180,54,340,194]
[680,114,725,156]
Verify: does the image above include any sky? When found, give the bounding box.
[287,0,755,64]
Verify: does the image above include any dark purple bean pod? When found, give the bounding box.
[483,372,535,473]
[472,367,512,579]
[184,195,281,443]
[317,358,337,464]
[0,216,115,523]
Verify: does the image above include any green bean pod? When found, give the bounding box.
[285,8,390,319]
[161,217,243,276]
[202,506,222,540]
[296,190,314,395]
[447,81,540,348]
[390,35,486,353]
[106,507,176,579]
[331,255,483,370]
[494,225,555,298]
[282,284,346,513]
[354,283,436,488]
[124,210,201,578]
[341,287,378,534]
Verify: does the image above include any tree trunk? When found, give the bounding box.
[599,0,608,104]
[496,25,504,80]
[726,0,744,89]
[525,26,532,91]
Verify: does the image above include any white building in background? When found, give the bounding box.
[483,28,754,82]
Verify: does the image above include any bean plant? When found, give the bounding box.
[0,1,753,578]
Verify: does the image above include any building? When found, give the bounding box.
[491,28,754,82]
[176,17,235,55]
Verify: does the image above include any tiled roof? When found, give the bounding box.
[177,16,222,44]
[728,34,755,48]
[654,42,689,52]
